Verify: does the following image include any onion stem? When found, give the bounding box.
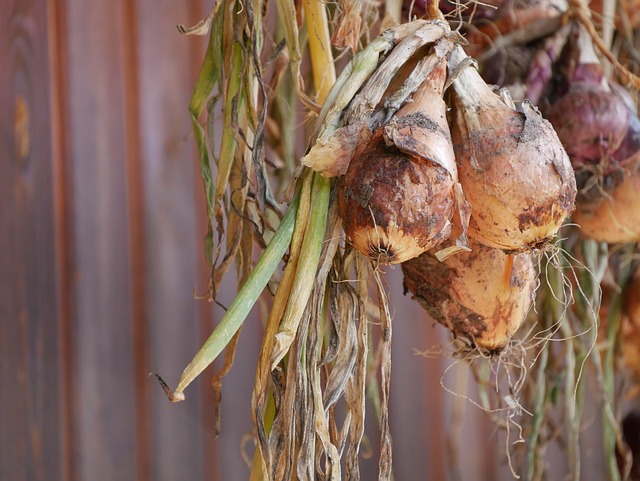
[172,191,300,399]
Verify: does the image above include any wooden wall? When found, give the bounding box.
[0,1,608,480]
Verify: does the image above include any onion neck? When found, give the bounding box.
[448,45,509,131]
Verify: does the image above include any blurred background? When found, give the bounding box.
[1,1,609,480]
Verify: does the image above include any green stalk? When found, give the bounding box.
[172,192,300,399]
[270,173,330,368]
[214,41,244,204]
[188,7,224,260]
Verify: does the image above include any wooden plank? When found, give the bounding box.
[0,0,64,480]
[61,0,138,479]
[131,1,209,479]
[386,268,448,481]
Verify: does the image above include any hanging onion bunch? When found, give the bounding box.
[402,238,537,352]
[304,21,469,264]
[510,21,640,241]
[448,45,576,251]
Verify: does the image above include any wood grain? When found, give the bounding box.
[0,0,64,480]
[133,1,209,480]
[62,0,138,479]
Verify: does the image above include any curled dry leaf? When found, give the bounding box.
[332,0,363,52]
[402,239,537,352]
[449,46,576,251]
[301,122,372,177]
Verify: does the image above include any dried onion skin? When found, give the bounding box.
[402,240,537,351]
[448,45,576,251]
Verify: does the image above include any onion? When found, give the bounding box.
[548,87,630,167]
[543,23,632,206]
[573,169,640,243]
[610,87,640,170]
[449,46,576,251]
[338,58,456,264]
[402,239,537,352]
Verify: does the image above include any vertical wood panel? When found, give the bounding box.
[63,0,138,479]
[388,268,448,480]
[0,2,617,479]
[0,0,64,480]
[133,1,209,480]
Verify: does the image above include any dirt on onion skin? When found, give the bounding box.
[452,94,577,251]
[402,240,537,351]
[402,254,490,343]
[338,128,454,264]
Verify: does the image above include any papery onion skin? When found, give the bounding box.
[402,240,537,351]
[449,44,576,251]
[338,58,457,264]
[573,170,640,243]
[338,129,454,264]
[452,96,576,251]
[548,86,630,169]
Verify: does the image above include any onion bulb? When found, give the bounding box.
[338,58,457,264]
[544,24,632,208]
[449,45,576,251]
[573,169,640,243]
[548,87,629,168]
[402,239,537,351]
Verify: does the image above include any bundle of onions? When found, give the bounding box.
[573,169,640,243]
[338,58,457,264]
[402,238,537,352]
[448,45,576,251]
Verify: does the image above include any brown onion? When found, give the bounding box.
[338,58,456,264]
[573,170,640,243]
[449,46,576,251]
[402,239,537,351]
